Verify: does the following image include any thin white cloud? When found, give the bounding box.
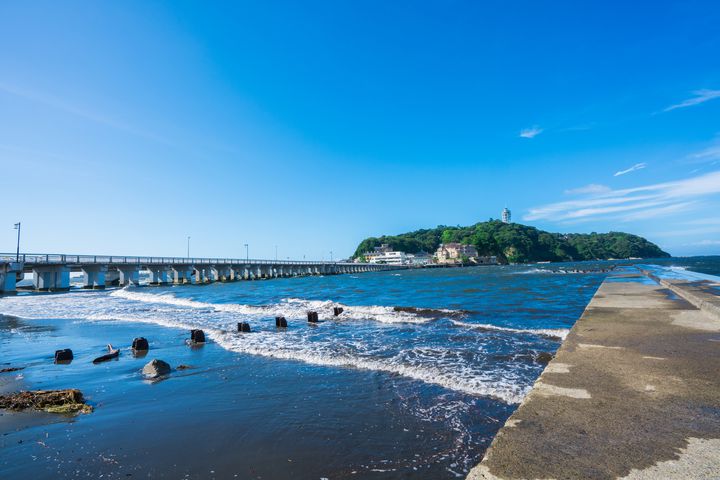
[619,202,696,222]
[523,170,720,223]
[664,89,720,112]
[564,184,611,195]
[689,145,720,162]
[614,162,647,177]
[686,239,720,246]
[519,126,542,139]
[0,82,172,145]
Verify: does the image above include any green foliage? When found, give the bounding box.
[352,220,670,263]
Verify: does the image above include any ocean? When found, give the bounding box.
[1,256,718,479]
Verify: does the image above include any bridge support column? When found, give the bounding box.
[0,262,23,295]
[216,266,232,282]
[82,265,107,289]
[117,266,140,286]
[149,267,170,285]
[33,265,71,291]
[171,266,195,284]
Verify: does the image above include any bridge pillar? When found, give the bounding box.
[117,266,140,286]
[0,262,23,295]
[194,267,210,283]
[148,267,170,286]
[216,266,232,282]
[33,265,71,291]
[82,265,107,289]
[171,266,195,284]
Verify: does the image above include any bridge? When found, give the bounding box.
[0,253,400,294]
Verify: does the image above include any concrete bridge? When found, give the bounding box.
[0,253,400,293]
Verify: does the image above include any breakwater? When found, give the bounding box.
[467,266,720,479]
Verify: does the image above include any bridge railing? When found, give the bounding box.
[0,253,367,266]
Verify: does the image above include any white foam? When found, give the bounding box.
[0,289,537,404]
[450,320,569,340]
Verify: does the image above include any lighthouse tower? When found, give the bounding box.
[502,207,511,223]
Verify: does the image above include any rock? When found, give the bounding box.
[142,359,171,378]
[0,389,92,414]
[307,311,319,323]
[190,329,205,344]
[132,337,149,351]
[535,352,554,364]
[54,349,73,363]
[92,344,119,364]
[237,322,251,332]
[275,317,287,328]
[175,364,193,370]
[333,307,344,316]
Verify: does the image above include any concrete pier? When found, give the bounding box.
[468,267,720,480]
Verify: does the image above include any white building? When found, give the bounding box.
[502,207,511,223]
[368,250,407,265]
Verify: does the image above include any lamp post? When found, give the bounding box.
[275,245,278,261]
[244,244,249,262]
[187,236,191,259]
[330,250,333,262]
[13,222,21,261]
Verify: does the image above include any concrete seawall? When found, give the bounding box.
[468,266,720,479]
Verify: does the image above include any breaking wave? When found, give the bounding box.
[450,319,569,340]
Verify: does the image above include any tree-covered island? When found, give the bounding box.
[353,220,670,264]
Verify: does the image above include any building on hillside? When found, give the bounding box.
[367,250,407,265]
[406,252,432,266]
[435,243,479,264]
[502,207,511,223]
[363,244,395,263]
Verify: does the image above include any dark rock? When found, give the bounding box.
[237,322,251,332]
[92,344,119,364]
[275,317,287,328]
[132,337,149,351]
[333,307,344,316]
[190,329,205,344]
[535,352,554,364]
[176,364,193,370]
[142,359,171,378]
[54,349,73,363]
[307,311,319,323]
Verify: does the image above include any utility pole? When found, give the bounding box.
[275,245,278,261]
[187,236,191,259]
[330,250,333,262]
[14,222,21,261]
[244,244,249,262]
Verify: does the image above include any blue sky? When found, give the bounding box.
[1,1,719,259]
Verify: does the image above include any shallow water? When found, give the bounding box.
[1,258,718,478]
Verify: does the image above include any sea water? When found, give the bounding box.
[1,258,718,478]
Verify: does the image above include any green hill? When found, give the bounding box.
[353,220,670,264]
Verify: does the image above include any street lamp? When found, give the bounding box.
[244,244,249,262]
[13,222,21,261]
[330,250,333,262]
[187,236,191,259]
